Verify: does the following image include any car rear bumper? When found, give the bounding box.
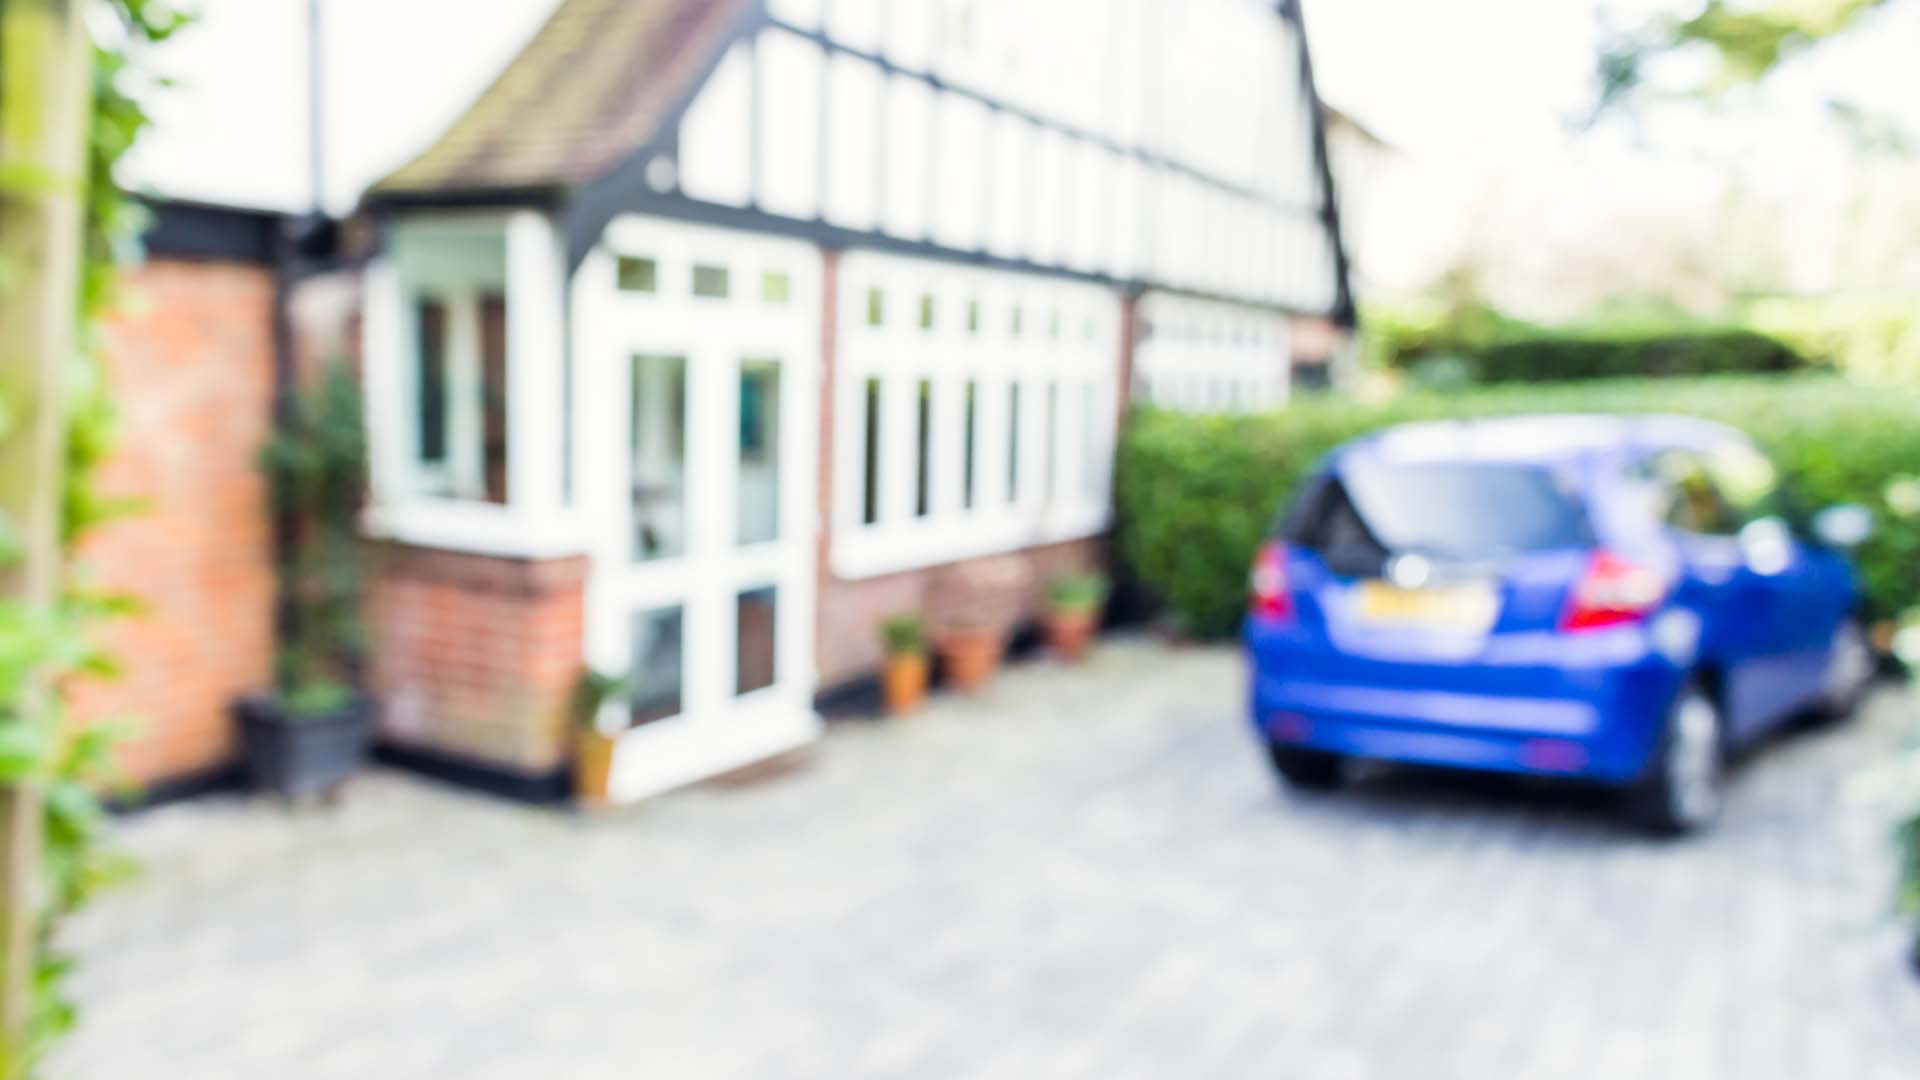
[1247,627,1684,784]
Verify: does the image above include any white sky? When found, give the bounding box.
[126,0,1920,304]
[125,0,568,213]
[1301,0,1920,307]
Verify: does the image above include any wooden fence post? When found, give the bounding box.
[0,0,96,1071]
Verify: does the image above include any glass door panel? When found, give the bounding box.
[631,354,688,562]
[738,358,782,546]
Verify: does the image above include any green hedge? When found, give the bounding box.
[1368,301,1812,384]
[1116,375,1920,638]
[1470,330,1803,383]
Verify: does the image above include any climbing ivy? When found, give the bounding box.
[0,0,189,1068]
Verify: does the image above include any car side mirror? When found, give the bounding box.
[1812,504,1873,550]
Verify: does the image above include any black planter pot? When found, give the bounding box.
[233,695,372,800]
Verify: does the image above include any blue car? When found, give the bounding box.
[1245,414,1875,833]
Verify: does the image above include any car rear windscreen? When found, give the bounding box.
[1288,461,1593,568]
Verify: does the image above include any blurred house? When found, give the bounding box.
[1318,102,1395,302]
[94,0,1353,803]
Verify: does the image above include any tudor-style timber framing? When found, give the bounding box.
[368,0,1356,326]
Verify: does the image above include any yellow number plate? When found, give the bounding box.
[1357,581,1498,630]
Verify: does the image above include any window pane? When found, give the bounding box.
[1043,382,1058,500]
[962,380,978,510]
[761,270,791,304]
[692,264,730,298]
[866,288,885,326]
[1321,462,1596,558]
[1081,382,1098,499]
[739,359,782,546]
[415,298,449,472]
[736,587,778,696]
[630,606,684,727]
[918,293,935,330]
[862,377,881,524]
[1007,381,1022,501]
[1010,305,1023,337]
[966,299,981,334]
[632,354,688,561]
[479,292,510,505]
[914,379,933,517]
[617,256,658,293]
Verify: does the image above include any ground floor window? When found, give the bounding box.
[391,226,514,505]
[1133,293,1294,416]
[832,253,1118,577]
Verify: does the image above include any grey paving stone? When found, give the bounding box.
[49,638,1920,1079]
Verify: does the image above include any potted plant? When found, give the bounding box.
[1044,570,1109,662]
[235,363,371,801]
[572,669,630,808]
[930,557,1031,693]
[880,615,929,715]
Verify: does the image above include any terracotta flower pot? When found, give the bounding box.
[1046,608,1099,662]
[938,626,1007,693]
[883,652,929,715]
[574,730,618,809]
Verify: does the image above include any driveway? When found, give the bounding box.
[55,639,1920,1079]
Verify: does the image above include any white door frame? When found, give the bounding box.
[574,216,822,802]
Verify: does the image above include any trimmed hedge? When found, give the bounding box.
[1472,330,1803,383]
[1369,300,1812,384]
[1116,375,1920,638]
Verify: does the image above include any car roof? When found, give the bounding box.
[1334,413,1751,469]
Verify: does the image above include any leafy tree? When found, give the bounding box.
[0,0,187,1072]
[1592,0,1897,124]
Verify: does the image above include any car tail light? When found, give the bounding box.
[1560,549,1667,632]
[1249,541,1294,622]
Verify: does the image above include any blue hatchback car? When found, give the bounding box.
[1245,414,1875,833]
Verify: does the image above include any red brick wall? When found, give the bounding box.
[815,539,1105,688]
[366,544,587,774]
[70,259,278,785]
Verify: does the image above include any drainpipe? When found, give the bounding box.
[269,0,331,684]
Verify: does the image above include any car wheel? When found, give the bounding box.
[1630,683,1725,836]
[1267,744,1345,792]
[1816,618,1874,722]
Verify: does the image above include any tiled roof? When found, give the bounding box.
[372,0,751,199]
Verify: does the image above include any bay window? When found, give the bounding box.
[364,212,572,556]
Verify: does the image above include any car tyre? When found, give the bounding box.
[1267,744,1345,792]
[1814,617,1874,724]
[1629,682,1725,836]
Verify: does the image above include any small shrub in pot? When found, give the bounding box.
[572,670,630,808]
[879,615,929,715]
[1044,570,1108,662]
[235,364,371,801]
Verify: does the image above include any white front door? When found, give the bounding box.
[576,217,821,802]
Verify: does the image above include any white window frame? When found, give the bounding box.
[1133,291,1293,416]
[361,211,578,558]
[830,251,1119,580]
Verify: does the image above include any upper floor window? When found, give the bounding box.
[692,264,731,298]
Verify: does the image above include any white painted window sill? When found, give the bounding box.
[828,503,1109,581]
[362,500,591,561]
